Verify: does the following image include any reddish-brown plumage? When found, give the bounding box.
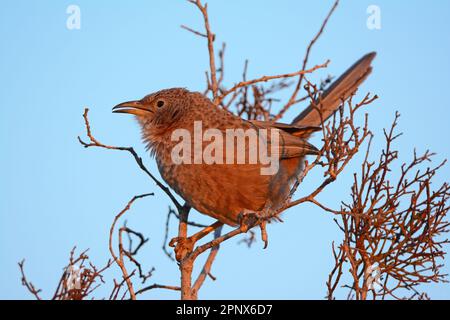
[113,52,376,226]
[115,89,318,225]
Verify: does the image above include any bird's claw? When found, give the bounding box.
[238,211,269,249]
[238,211,259,233]
[260,221,269,249]
[169,236,195,262]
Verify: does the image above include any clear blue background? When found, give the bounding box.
[1,0,449,299]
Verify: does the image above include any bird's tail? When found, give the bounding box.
[292,52,377,127]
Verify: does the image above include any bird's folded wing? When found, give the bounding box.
[278,131,319,158]
[249,120,320,159]
[249,120,321,138]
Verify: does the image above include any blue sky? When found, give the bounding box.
[1,0,449,299]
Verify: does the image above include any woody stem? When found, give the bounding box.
[178,204,194,300]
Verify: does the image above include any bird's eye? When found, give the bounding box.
[157,100,165,108]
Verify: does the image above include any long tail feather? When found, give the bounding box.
[292,52,376,126]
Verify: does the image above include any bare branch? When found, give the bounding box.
[181,24,207,38]
[109,193,153,300]
[188,0,219,102]
[275,0,340,121]
[217,60,330,105]
[192,226,223,298]
[135,283,181,296]
[18,260,42,300]
[78,108,182,210]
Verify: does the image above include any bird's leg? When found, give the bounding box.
[259,221,269,249]
[169,221,224,262]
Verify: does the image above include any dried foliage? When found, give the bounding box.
[19,0,449,300]
[20,248,113,300]
[327,113,450,300]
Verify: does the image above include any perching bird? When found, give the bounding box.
[113,52,376,237]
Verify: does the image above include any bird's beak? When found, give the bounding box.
[112,100,152,116]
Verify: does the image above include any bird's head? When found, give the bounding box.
[112,88,194,128]
[113,88,210,153]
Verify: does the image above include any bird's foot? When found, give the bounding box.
[238,210,259,233]
[238,210,269,249]
[169,237,195,262]
[169,221,224,262]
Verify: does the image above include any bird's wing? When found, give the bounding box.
[277,131,319,158]
[248,120,319,159]
[292,52,376,127]
[249,120,321,138]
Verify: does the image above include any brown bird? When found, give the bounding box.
[113,52,376,251]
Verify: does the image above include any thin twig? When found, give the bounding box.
[78,108,182,210]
